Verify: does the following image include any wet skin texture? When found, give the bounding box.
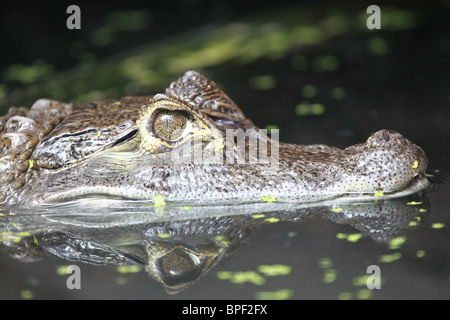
[0,71,429,209]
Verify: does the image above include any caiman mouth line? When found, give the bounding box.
[337,174,430,203]
[34,172,430,210]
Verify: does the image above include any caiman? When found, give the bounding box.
[0,71,429,211]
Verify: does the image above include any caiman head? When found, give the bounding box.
[0,71,429,210]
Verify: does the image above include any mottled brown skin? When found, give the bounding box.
[0,71,429,210]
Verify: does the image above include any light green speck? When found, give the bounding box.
[356,289,373,300]
[295,103,325,116]
[265,125,279,134]
[114,101,121,105]
[97,130,102,137]
[287,231,297,237]
[379,252,402,263]
[117,265,141,274]
[431,222,445,229]
[252,214,265,219]
[367,36,390,56]
[419,208,427,213]
[322,269,337,283]
[56,265,71,275]
[28,159,34,169]
[374,190,384,197]
[265,217,279,223]
[337,292,352,300]
[330,207,343,212]
[153,193,166,207]
[407,201,422,206]
[217,271,233,280]
[258,264,292,276]
[255,289,293,300]
[336,233,348,239]
[214,138,225,151]
[21,290,33,300]
[215,236,230,247]
[261,195,277,203]
[0,233,20,243]
[412,160,419,169]
[15,232,31,237]
[352,274,370,286]
[295,104,309,116]
[311,103,325,115]
[416,250,426,258]
[226,271,266,285]
[318,257,333,269]
[408,220,419,227]
[183,206,192,210]
[347,233,362,242]
[214,143,224,151]
[389,236,406,250]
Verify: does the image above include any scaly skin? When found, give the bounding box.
[0,71,429,210]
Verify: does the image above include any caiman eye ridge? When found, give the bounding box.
[150,110,188,141]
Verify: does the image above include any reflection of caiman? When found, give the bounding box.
[0,194,430,293]
[0,71,429,209]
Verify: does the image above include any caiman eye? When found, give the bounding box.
[151,110,188,141]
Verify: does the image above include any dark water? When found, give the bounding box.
[0,1,449,300]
